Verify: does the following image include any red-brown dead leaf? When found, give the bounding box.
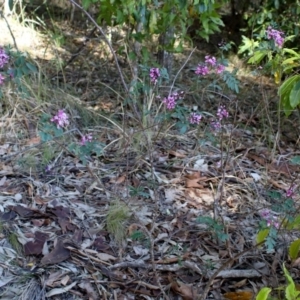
[25,136,41,145]
[9,205,44,218]
[24,231,49,256]
[168,150,187,158]
[73,229,83,244]
[185,178,205,188]
[110,175,126,184]
[185,171,202,180]
[246,152,266,166]
[48,206,72,233]
[170,280,198,300]
[41,239,71,265]
[223,291,254,300]
[92,236,110,252]
[1,210,17,221]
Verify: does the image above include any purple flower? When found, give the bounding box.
[163,95,177,110]
[162,91,184,110]
[45,165,52,172]
[216,64,225,74]
[205,55,217,66]
[266,26,284,48]
[189,113,202,125]
[80,133,93,145]
[260,209,270,218]
[195,65,209,76]
[260,209,280,229]
[51,109,69,129]
[0,73,5,85]
[150,67,160,84]
[286,186,295,198]
[217,105,229,120]
[0,48,9,68]
[211,121,221,131]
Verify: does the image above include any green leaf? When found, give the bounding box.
[279,75,300,98]
[283,263,300,300]
[256,229,269,245]
[238,36,259,55]
[283,48,300,57]
[25,62,37,73]
[290,155,300,165]
[248,50,268,64]
[256,287,272,300]
[149,10,157,33]
[289,239,300,260]
[289,81,300,108]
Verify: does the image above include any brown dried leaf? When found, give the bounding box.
[170,280,198,300]
[45,270,66,287]
[185,178,205,188]
[24,231,49,256]
[9,205,35,218]
[224,291,253,300]
[78,280,98,300]
[41,239,70,265]
[168,150,187,158]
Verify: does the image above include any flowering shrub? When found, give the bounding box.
[147,65,231,134]
[39,111,103,166]
[0,45,37,98]
[239,24,300,115]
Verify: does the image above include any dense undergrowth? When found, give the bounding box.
[1,1,300,299]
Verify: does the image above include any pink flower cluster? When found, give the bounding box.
[51,109,69,128]
[211,105,229,132]
[80,133,93,145]
[286,186,295,198]
[149,67,160,84]
[163,91,184,110]
[260,209,279,229]
[266,26,284,48]
[0,47,9,85]
[217,105,229,120]
[189,112,202,125]
[195,55,225,76]
[0,47,9,68]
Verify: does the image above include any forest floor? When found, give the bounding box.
[1,8,300,300]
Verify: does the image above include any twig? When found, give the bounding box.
[128,223,170,300]
[0,11,19,50]
[198,241,264,300]
[68,0,128,95]
[169,47,196,95]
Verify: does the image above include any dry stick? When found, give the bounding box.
[198,241,264,300]
[0,11,19,51]
[169,47,196,95]
[130,223,170,300]
[68,0,128,95]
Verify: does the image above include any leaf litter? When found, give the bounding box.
[1,21,300,300]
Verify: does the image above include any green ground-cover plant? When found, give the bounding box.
[239,23,300,116]
[256,155,300,253]
[0,45,37,98]
[38,109,104,166]
[256,264,300,300]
